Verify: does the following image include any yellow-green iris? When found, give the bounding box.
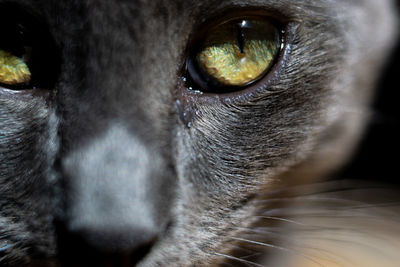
[196,19,280,87]
[0,49,31,86]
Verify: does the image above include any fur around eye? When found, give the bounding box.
[185,17,281,93]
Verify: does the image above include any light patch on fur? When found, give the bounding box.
[62,124,159,233]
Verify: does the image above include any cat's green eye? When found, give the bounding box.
[186,17,281,93]
[0,49,31,86]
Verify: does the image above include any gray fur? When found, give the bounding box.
[0,0,398,266]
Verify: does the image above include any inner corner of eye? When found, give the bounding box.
[0,49,31,85]
[189,17,281,90]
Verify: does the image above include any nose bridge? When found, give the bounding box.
[56,0,178,149]
[59,124,172,252]
[56,0,177,236]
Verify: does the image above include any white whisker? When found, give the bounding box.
[226,243,258,254]
[231,237,324,267]
[234,226,281,235]
[239,252,264,260]
[344,202,400,210]
[214,252,265,267]
[254,216,305,225]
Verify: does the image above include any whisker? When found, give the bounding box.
[214,252,265,267]
[294,195,400,208]
[253,181,397,201]
[293,245,354,266]
[343,201,400,210]
[252,197,294,204]
[284,213,396,222]
[253,216,306,225]
[226,244,258,255]
[234,226,281,235]
[222,242,266,264]
[261,206,400,220]
[239,252,264,260]
[256,196,368,208]
[298,234,399,252]
[239,224,383,238]
[231,237,324,267]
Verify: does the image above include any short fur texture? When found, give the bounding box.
[0,0,398,266]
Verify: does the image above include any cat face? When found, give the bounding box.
[0,0,397,266]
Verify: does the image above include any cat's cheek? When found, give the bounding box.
[0,91,59,262]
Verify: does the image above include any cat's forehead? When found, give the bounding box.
[14,0,393,57]
[13,0,392,25]
[38,0,394,62]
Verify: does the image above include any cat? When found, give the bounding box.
[0,0,399,266]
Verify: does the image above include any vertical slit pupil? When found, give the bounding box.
[236,21,246,54]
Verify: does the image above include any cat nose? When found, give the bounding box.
[57,125,175,265]
[74,226,158,253]
[57,222,158,266]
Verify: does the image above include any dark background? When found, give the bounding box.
[339,2,400,184]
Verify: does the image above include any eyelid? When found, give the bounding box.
[0,86,52,102]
